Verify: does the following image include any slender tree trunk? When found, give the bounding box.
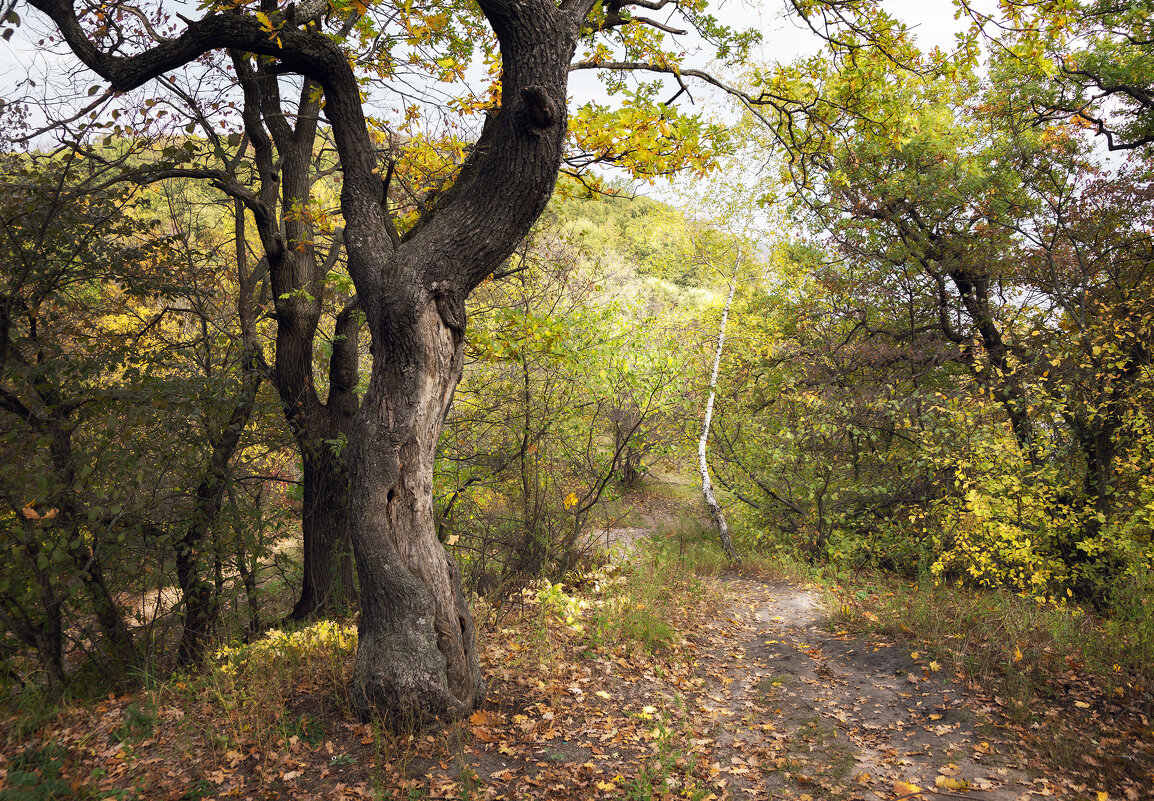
[700,272,739,561]
[230,486,263,637]
[949,269,1036,458]
[292,443,355,619]
[47,416,139,669]
[3,525,67,687]
[177,203,266,663]
[79,552,139,671]
[176,382,260,664]
[1070,413,1119,539]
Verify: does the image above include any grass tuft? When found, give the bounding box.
[173,618,357,757]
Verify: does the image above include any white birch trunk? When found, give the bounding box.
[700,256,739,561]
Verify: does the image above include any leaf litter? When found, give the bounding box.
[2,569,1150,799]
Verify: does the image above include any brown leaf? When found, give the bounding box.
[471,727,499,743]
[469,709,499,726]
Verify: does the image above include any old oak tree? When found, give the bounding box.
[23,0,750,724]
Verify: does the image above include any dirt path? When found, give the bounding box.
[686,575,1052,800]
[453,570,1086,800]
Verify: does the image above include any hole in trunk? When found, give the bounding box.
[387,488,396,504]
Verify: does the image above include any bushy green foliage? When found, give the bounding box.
[726,29,1154,618]
[437,207,690,593]
[0,139,291,690]
[213,619,356,683]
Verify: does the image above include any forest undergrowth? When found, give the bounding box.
[3,515,1153,800]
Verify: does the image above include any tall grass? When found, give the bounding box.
[830,569,1154,718]
[177,619,357,756]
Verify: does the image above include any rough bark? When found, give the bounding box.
[348,303,483,721]
[337,1,590,723]
[699,273,739,562]
[292,441,356,619]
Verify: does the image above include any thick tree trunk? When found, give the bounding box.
[228,54,363,622]
[279,306,361,619]
[349,304,483,723]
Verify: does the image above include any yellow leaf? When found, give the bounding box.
[595,690,611,699]
[564,492,578,509]
[1075,700,1091,709]
[929,660,941,672]
[935,775,970,792]
[894,780,924,797]
[445,534,459,546]
[1013,647,1023,662]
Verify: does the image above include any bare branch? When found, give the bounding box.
[118,4,174,43]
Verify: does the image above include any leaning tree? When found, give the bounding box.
[21,0,754,724]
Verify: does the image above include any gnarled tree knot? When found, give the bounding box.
[520,85,556,131]
[432,285,466,343]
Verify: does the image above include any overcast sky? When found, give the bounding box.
[1,1,972,116]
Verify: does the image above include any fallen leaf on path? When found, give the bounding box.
[894,779,926,798]
[935,775,970,791]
